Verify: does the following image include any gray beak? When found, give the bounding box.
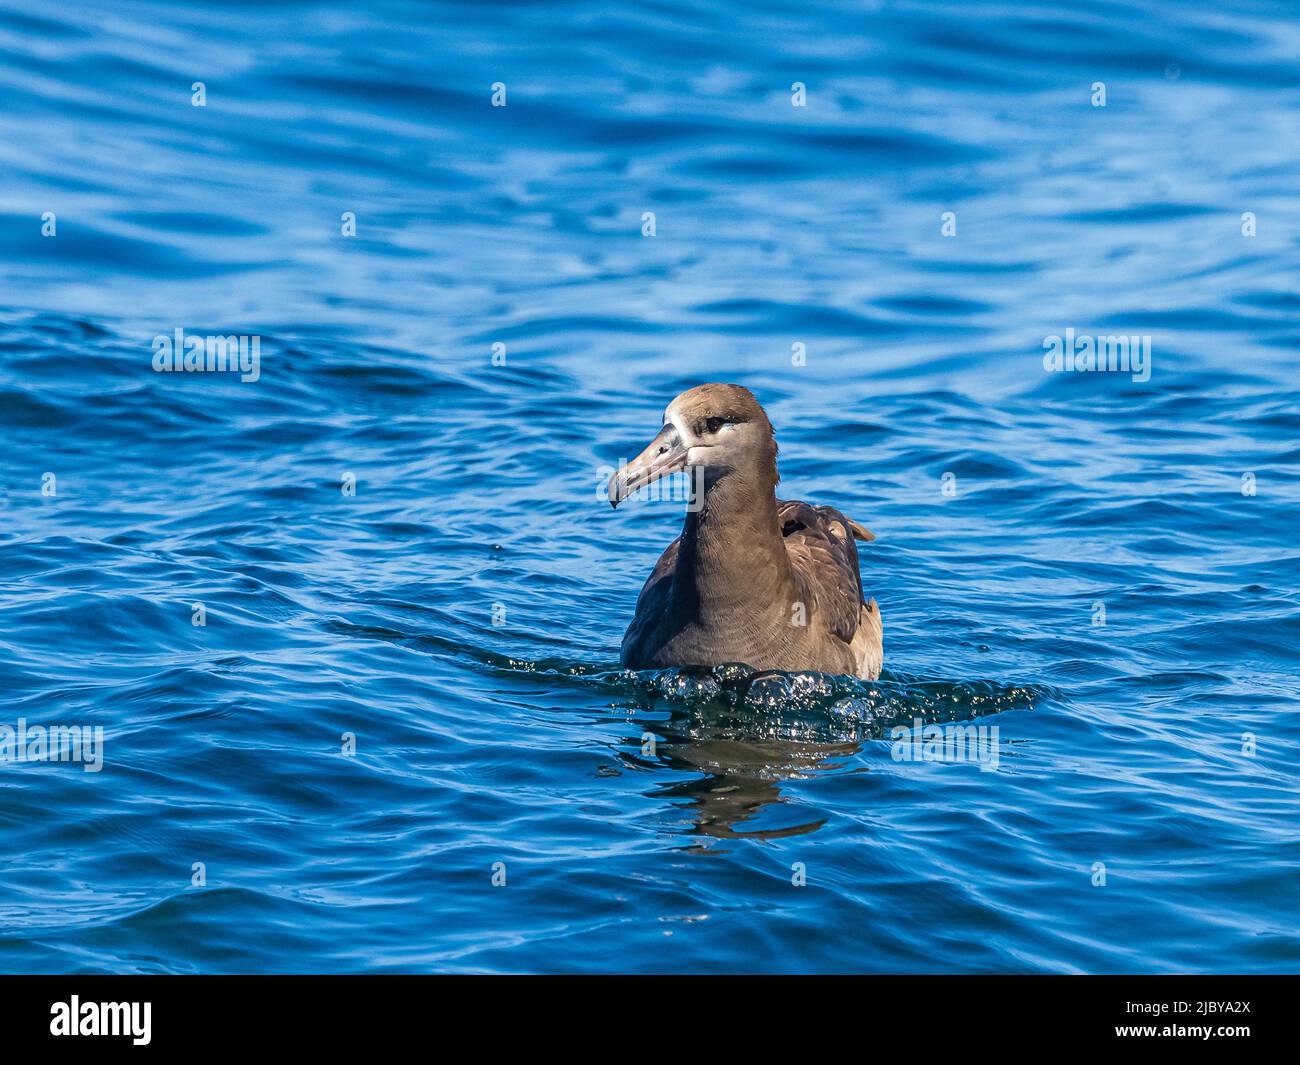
[608,423,688,508]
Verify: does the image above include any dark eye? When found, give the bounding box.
[705,417,729,434]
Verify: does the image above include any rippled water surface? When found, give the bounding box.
[2,0,1299,973]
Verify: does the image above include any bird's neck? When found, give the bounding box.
[674,466,792,622]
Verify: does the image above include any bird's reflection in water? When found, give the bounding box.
[606,665,1041,845]
[644,733,860,843]
[617,669,869,844]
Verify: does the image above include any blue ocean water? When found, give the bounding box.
[1,0,1299,974]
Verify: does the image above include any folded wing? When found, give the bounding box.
[778,499,870,645]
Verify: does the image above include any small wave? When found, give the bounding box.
[498,659,1055,740]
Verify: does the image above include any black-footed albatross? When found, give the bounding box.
[607,383,883,680]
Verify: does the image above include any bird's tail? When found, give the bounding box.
[846,518,875,542]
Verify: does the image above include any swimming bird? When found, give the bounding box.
[607,383,883,679]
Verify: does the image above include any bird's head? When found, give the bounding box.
[607,383,777,507]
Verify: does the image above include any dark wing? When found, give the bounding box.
[778,499,870,645]
[620,535,679,664]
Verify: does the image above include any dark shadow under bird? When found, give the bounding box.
[607,383,883,679]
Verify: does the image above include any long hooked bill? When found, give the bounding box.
[607,422,688,507]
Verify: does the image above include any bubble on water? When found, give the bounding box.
[788,672,835,700]
[654,667,721,703]
[711,663,754,689]
[830,696,873,722]
[744,672,794,709]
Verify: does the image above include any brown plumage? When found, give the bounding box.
[607,384,883,679]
